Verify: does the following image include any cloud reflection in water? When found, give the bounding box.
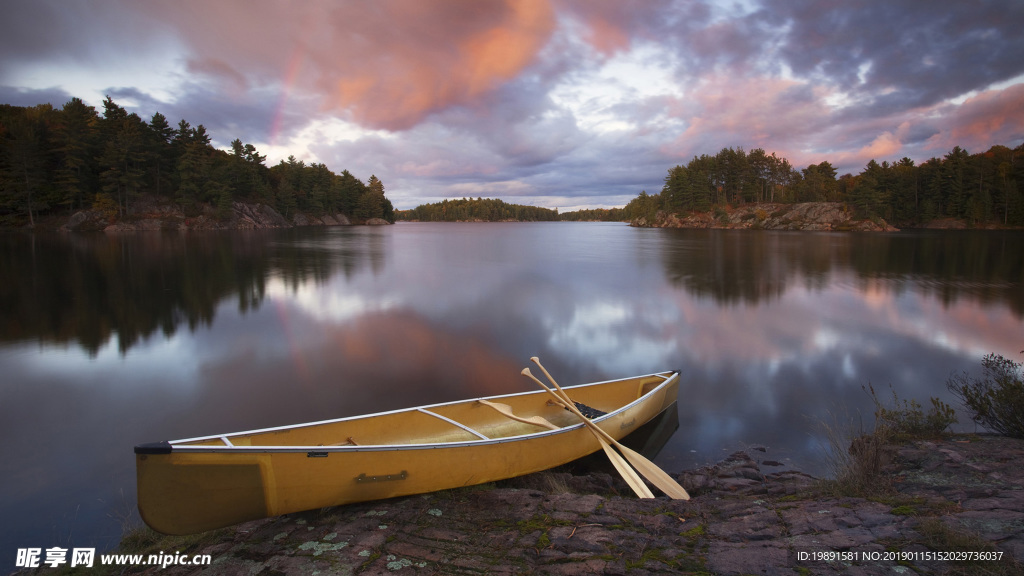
[0,224,1020,555]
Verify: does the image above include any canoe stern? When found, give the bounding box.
[135,451,273,535]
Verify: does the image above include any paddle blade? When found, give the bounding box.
[522,362,653,499]
[527,357,690,500]
[617,444,691,500]
[599,437,654,499]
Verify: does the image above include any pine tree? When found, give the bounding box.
[1,107,49,226]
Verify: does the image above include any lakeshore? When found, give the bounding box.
[49,196,392,232]
[629,202,899,231]
[72,435,1024,576]
[13,197,1019,232]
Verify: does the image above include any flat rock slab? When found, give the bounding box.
[112,435,1023,575]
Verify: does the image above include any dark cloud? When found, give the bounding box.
[0,1,129,65]
[0,0,178,71]
[772,0,1024,110]
[2,0,1021,207]
[0,85,74,108]
[104,80,317,152]
[448,82,584,169]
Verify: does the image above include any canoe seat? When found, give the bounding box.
[545,399,607,419]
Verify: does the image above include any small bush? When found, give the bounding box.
[867,384,958,440]
[947,353,1024,438]
[713,206,729,224]
[818,386,956,498]
[92,192,119,221]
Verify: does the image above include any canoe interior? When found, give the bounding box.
[171,372,675,450]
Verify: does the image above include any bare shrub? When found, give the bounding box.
[817,385,956,497]
[947,352,1024,439]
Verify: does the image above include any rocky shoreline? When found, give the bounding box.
[631,202,899,232]
[51,198,390,233]
[102,435,1023,575]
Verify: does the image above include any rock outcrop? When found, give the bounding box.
[634,202,899,232]
[59,199,372,232]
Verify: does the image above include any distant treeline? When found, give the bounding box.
[396,199,627,223]
[0,97,394,227]
[396,197,559,222]
[623,144,1024,226]
[558,207,625,221]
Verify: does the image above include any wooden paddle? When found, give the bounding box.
[528,358,690,500]
[521,368,654,499]
[477,399,559,431]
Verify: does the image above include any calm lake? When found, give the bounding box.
[1,222,1022,561]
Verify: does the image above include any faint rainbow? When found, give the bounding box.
[269,46,306,148]
[275,297,311,384]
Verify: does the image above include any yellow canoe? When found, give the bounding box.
[135,371,680,535]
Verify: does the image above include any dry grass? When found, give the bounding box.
[537,472,574,495]
[815,408,896,498]
[816,385,958,498]
[915,518,1023,576]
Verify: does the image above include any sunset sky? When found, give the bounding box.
[3,0,1023,210]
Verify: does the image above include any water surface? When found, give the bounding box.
[1,223,1021,561]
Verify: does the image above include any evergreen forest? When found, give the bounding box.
[0,97,394,227]
[621,144,1024,227]
[557,207,625,222]
[4,95,1021,230]
[396,197,559,222]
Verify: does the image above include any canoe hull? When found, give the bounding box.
[136,372,679,535]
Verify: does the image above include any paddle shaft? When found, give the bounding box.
[521,368,654,498]
[476,399,653,499]
[530,360,623,446]
[529,359,690,500]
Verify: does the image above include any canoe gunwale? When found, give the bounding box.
[148,371,678,454]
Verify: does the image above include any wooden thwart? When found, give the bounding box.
[477,399,560,431]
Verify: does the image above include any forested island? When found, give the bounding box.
[622,144,1024,230]
[396,197,559,222]
[0,97,395,230]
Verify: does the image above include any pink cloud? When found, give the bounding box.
[824,121,914,171]
[144,1,558,131]
[323,0,557,130]
[660,74,831,162]
[924,83,1024,154]
[856,122,910,159]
